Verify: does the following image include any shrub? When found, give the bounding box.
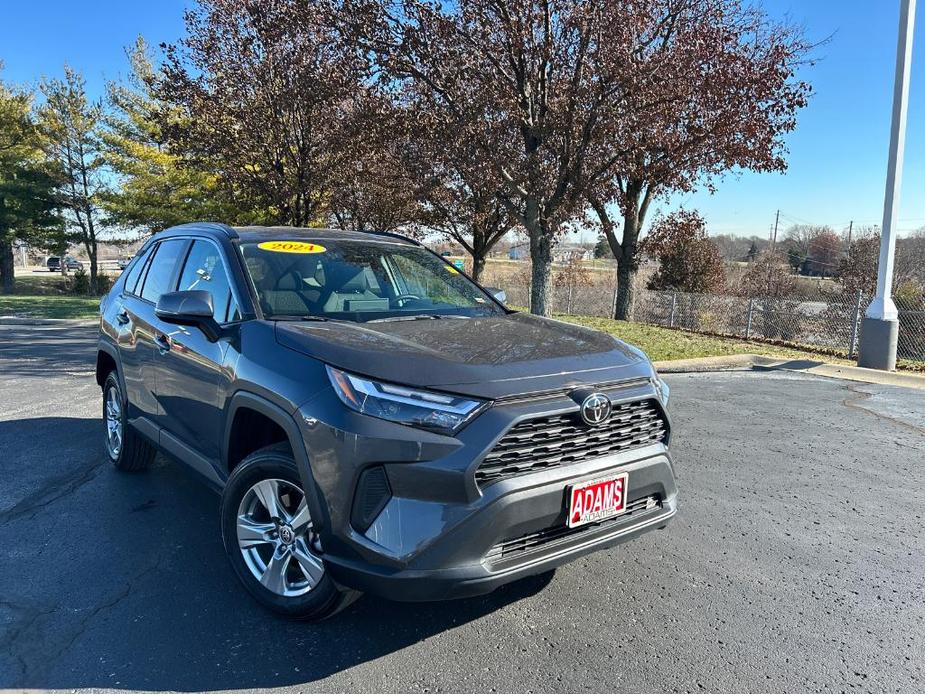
[70,268,90,295]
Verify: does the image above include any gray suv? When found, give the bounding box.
[96,223,677,619]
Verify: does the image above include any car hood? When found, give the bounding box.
[274,313,653,400]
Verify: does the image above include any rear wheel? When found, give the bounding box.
[220,444,359,620]
[103,372,156,471]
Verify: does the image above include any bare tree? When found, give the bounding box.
[39,67,108,293]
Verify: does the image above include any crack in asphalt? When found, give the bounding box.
[841,383,925,435]
[5,554,167,687]
[0,458,105,527]
[0,599,59,680]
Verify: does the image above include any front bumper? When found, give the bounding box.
[295,377,677,601]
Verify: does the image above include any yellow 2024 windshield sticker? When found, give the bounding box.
[258,241,326,254]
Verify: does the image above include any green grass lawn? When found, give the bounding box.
[10,271,73,295]
[0,295,100,319]
[555,315,857,365]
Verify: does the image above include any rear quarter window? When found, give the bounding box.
[122,245,153,296]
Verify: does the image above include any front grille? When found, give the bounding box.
[485,495,662,564]
[475,399,668,485]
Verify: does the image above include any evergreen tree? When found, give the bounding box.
[39,66,108,294]
[102,37,245,235]
[0,72,62,294]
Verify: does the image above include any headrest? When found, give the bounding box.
[277,272,300,291]
[325,263,372,292]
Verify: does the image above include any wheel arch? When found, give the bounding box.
[223,391,328,533]
[95,342,124,390]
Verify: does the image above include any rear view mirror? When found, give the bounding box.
[484,287,506,304]
[155,290,221,341]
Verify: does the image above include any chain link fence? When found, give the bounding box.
[484,264,925,364]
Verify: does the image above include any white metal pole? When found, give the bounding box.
[866,0,916,321]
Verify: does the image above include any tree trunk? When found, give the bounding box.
[89,252,99,295]
[615,260,636,321]
[471,253,486,283]
[0,239,15,294]
[614,207,641,320]
[528,231,554,316]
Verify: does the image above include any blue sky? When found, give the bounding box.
[1,0,923,239]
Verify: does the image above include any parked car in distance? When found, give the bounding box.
[96,222,676,620]
[117,257,132,270]
[48,255,84,271]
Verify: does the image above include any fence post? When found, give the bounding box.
[745,299,755,340]
[669,292,678,328]
[610,282,618,318]
[566,284,573,315]
[848,289,864,358]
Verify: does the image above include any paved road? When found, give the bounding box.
[1,324,924,693]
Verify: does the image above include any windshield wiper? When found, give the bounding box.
[269,315,330,322]
[368,314,439,323]
[368,314,473,323]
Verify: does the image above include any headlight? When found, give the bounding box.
[326,366,487,435]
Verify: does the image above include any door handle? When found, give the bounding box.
[154,333,172,354]
[116,311,130,325]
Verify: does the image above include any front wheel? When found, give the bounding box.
[220,444,359,620]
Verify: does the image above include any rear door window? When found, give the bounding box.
[139,239,187,304]
[177,240,240,323]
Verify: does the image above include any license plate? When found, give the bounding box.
[567,473,628,528]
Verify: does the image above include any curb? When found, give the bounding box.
[653,354,759,373]
[656,353,925,390]
[0,316,97,327]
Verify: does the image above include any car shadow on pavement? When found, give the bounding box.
[0,415,554,691]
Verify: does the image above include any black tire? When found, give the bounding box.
[103,371,156,472]
[220,443,360,620]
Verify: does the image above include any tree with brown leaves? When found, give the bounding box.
[158,0,370,227]
[341,0,650,315]
[586,0,811,319]
[642,210,725,294]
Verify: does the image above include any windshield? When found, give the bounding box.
[240,239,504,322]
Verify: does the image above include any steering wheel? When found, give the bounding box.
[395,293,422,307]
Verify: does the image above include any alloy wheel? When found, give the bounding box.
[105,385,123,459]
[236,478,324,597]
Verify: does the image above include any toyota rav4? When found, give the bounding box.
[96,223,677,619]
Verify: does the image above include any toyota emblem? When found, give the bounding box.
[579,392,612,426]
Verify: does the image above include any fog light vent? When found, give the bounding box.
[351,465,391,532]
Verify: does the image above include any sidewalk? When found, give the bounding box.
[655,353,925,390]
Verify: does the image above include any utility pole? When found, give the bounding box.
[846,220,854,260]
[766,210,780,296]
[858,0,916,371]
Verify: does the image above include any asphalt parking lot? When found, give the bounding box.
[1,323,924,693]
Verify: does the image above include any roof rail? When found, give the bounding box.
[362,229,423,246]
[169,222,238,239]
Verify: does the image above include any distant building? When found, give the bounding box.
[508,245,528,260]
[553,245,593,262]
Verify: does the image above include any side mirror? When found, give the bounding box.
[484,287,506,304]
[155,290,221,341]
